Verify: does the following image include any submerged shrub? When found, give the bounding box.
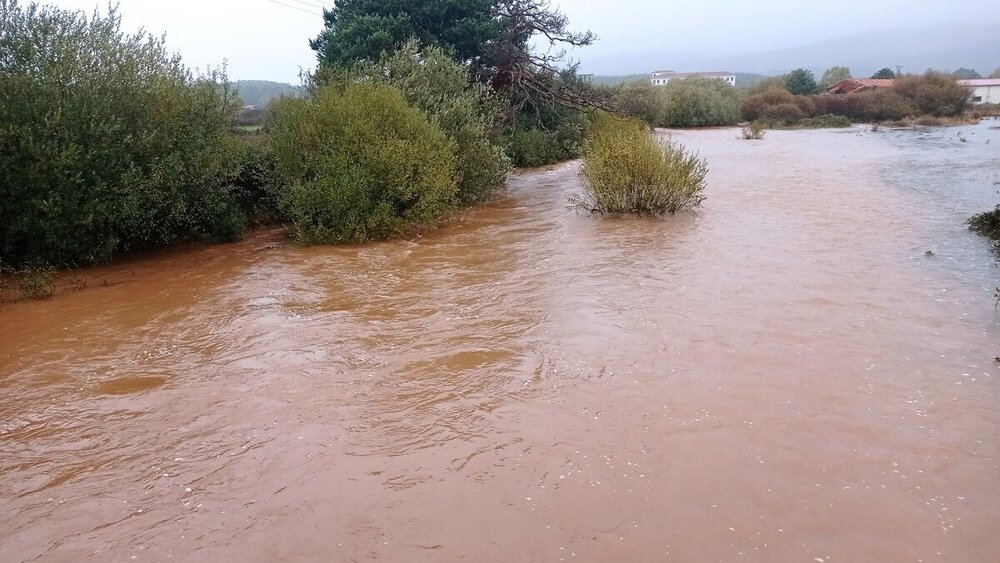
[0,1,243,267]
[969,206,1000,241]
[13,262,56,301]
[268,83,458,243]
[739,122,766,140]
[576,116,707,215]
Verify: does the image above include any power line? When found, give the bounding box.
[282,0,333,11]
[262,0,322,16]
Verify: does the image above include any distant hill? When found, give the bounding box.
[233,80,301,107]
[580,23,1000,80]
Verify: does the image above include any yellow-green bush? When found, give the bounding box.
[268,83,458,243]
[576,116,707,215]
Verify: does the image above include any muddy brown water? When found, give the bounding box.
[2,124,999,562]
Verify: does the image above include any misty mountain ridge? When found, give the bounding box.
[580,23,1000,78]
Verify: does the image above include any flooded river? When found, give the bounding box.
[2,122,999,561]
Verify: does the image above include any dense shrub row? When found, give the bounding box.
[611,78,740,128]
[740,71,971,124]
[0,2,245,267]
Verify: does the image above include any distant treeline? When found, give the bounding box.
[233,80,301,107]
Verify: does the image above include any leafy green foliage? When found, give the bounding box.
[612,79,739,128]
[660,79,740,127]
[871,67,896,79]
[363,42,510,204]
[611,80,669,127]
[785,69,818,96]
[0,1,244,267]
[229,137,283,226]
[310,0,500,69]
[268,83,458,243]
[506,108,588,167]
[575,114,707,215]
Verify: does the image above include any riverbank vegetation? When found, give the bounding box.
[1,2,246,270]
[739,70,972,126]
[574,115,707,215]
[0,0,621,294]
[969,206,1000,242]
[610,68,981,131]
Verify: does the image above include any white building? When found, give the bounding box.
[958,79,1000,104]
[650,70,736,87]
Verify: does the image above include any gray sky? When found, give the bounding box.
[42,0,1000,82]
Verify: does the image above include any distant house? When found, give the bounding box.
[650,70,736,87]
[958,79,1000,104]
[823,78,895,95]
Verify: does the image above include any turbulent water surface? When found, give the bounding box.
[2,122,999,561]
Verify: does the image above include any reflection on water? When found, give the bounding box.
[1,122,998,561]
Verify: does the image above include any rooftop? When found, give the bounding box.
[958,79,1000,87]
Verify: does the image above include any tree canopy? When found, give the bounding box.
[820,66,851,88]
[309,0,596,109]
[871,67,896,79]
[785,68,818,95]
[310,0,500,69]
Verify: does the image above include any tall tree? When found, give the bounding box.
[310,0,597,110]
[871,67,896,79]
[820,66,851,88]
[310,0,501,69]
[785,68,818,95]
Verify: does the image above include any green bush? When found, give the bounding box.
[785,68,819,95]
[268,83,458,243]
[611,80,669,126]
[506,108,588,167]
[575,116,707,215]
[369,41,510,204]
[229,137,282,226]
[661,78,741,127]
[612,78,740,128]
[0,1,244,267]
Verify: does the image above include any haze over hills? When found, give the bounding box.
[579,23,1000,78]
[233,80,302,107]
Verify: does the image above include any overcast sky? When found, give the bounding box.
[41,0,1000,83]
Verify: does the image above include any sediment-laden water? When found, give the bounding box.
[2,122,998,561]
